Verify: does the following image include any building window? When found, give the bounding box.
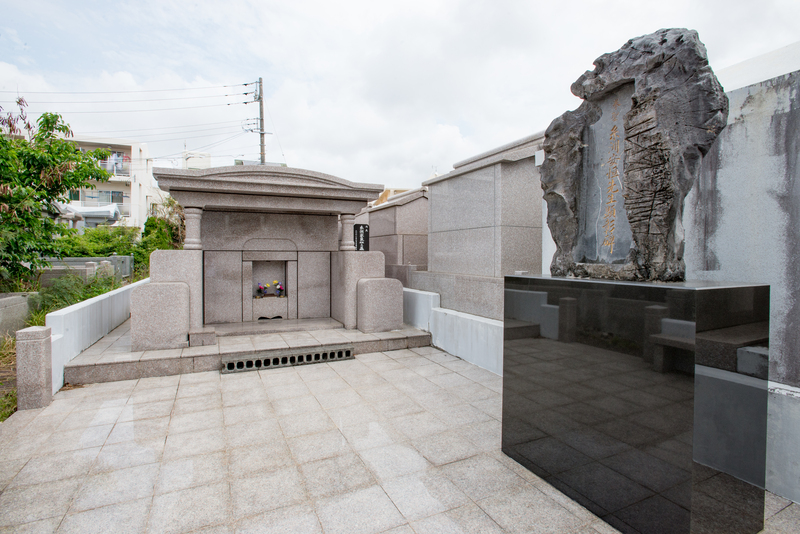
[68,190,80,201]
[98,191,124,204]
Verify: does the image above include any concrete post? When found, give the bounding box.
[84,261,97,280]
[340,214,356,251]
[184,208,203,250]
[16,326,52,410]
[558,297,577,343]
[99,260,113,278]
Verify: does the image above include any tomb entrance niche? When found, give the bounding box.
[251,260,287,320]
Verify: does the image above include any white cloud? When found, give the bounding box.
[1,0,799,189]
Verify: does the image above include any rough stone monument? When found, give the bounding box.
[541,28,728,280]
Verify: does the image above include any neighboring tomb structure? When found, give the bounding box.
[131,165,401,351]
[410,132,544,321]
[357,187,428,287]
[541,28,728,281]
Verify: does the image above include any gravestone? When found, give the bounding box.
[541,28,728,281]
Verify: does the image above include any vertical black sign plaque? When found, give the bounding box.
[354,224,369,251]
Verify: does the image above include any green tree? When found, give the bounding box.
[0,99,109,285]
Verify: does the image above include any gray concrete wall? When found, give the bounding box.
[0,294,32,337]
[684,69,800,503]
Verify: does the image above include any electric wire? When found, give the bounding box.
[0,83,253,95]
[153,131,251,158]
[0,93,252,105]
[80,120,247,135]
[14,102,249,114]
[4,80,272,164]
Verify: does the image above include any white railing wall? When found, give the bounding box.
[46,278,149,394]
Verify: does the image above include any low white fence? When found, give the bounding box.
[46,278,149,394]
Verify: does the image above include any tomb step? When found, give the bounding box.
[212,317,344,337]
[504,319,540,340]
[63,329,431,386]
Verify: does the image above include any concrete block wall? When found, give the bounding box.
[0,293,33,337]
[403,288,503,375]
[684,70,800,502]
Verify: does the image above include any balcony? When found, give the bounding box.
[98,159,131,177]
[69,200,131,217]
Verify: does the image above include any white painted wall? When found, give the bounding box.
[46,278,149,393]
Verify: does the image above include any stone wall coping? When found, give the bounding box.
[16,326,51,341]
[154,165,383,203]
[366,188,427,213]
[0,294,33,308]
[423,131,544,186]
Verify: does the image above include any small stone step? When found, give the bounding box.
[64,329,431,385]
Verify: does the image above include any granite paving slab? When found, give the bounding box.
[1,347,795,533]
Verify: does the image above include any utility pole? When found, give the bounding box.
[258,77,266,165]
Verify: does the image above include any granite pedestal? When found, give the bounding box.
[502,276,770,534]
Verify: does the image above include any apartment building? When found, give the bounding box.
[67,136,166,229]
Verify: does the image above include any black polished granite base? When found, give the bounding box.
[502,277,769,534]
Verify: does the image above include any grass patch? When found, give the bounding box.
[0,334,16,422]
[0,389,17,421]
[27,273,123,326]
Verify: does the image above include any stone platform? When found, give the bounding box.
[65,319,431,385]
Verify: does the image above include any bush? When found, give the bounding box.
[57,225,140,258]
[52,216,180,275]
[27,272,122,326]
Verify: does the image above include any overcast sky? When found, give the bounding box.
[2,0,799,189]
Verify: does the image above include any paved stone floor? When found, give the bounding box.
[0,347,797,533]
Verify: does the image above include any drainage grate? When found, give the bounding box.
[221,344,355,374]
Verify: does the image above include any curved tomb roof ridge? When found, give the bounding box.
[153,165,383,199]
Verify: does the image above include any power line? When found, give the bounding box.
[78,128,248,144]
[0,83,254,95]
[0,93,252,105]
[153,131,251,158]
[95,125,246,139]
[15,102,249,114]
[80,120,247,135]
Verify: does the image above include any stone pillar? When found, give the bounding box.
[340,214,356,251]
[84,261,97,281]
[16,326,52,410]
[184,208,203,250]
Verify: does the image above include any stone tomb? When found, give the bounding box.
[358,187,429,287]
[131,165,403,351]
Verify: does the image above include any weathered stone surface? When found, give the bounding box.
[131,282,190,351]
[16,326,52,410]
[541,28,728,281]
[357,278,403,333]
